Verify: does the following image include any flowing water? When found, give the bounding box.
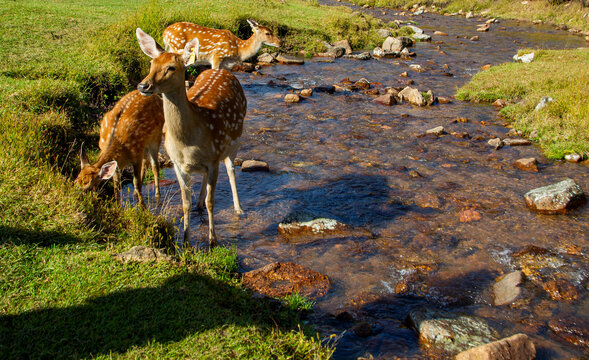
[135,5,588,359]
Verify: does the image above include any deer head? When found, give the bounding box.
[247,19,281,48]
[75,144,118,191]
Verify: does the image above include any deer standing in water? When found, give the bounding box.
[75,90,164,207]
[162,19,281,69]
[136,28,246,249]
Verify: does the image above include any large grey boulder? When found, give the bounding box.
[524,178,586,214]
[406,307,498,353]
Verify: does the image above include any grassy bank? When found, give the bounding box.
[350,0,589,32]
[0,0,398,357]
[457,49,589,159]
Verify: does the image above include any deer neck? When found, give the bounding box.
[94,141,123,168]
[237,33,263,61]
[161,88,203,140]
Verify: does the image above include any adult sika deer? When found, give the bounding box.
[136,28,246,249]
[75,90,164,206]
[162,19,281,69]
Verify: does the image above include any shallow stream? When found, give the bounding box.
[136,4,588,359]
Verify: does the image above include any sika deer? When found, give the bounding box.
[162,19,281,69]
[136,28,246,249]
[75,90,164,207]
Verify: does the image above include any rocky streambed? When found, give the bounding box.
[133,3,589,359]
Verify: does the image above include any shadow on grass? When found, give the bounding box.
[0,225,81,247]
[0,271,297,359]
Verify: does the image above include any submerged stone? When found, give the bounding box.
[406,307,499,353]
[493,271,523,306]
[278,211,369,241]
[524,178,586,214]
[242,262,330,299]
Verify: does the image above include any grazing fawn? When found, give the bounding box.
[136,28,246,249]
[162,19,281,69]
[75,90,164,207]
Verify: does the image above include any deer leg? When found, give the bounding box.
[133,163,145,208]
[148,150,161,205]
[112,170,121,203]
[174,163,192,248]
[205,165,219,249]
[224,156,243,215]
[196,173,207,213]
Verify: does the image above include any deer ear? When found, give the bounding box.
[98,161,118,180]
[136,28,165,58]
[80,143,90,169]
[182,38,200,65]
[247,19,259,30]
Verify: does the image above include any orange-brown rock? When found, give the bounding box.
[455,333,536,360]
[242,262,330,299]
[460,209,482,222]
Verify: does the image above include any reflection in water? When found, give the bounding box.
[134,9,589,359]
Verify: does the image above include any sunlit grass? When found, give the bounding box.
[457,48,589,159]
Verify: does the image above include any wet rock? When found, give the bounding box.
[513,52,535,63]
[481,64,491,70]
[434,31,448,36]
[406,24,424,35]
[241,159,270,172]
[322,42,346,58]
[352,321,373,337]
[343,52,372,60]
[399,86,426,106]
[503,138,532,146]
[425,126,445,136]
[377,28,391,38]
[363,89,380,96]
[300,88,313,97]
[385,87,399,96]
[548,316,589,348]
[335,311,355,322]
[493,271,524,306]
[414,193,444,209]
[565,153,582,163]
[113,246,177,263]
[455,333,536,360]
[465,11,474,19]
[459,209,482,222]
[354,78,371,89]
[524,178,586,214]
[438,96,452,104]
[470,35,480,41]
[406,307,499,353]
[276,54,304,65]
[409,170,422,178]
[372,47,400,58]
[277,211,369,241]
[231,62,255,72]
[333,39,352,55]
[492,99,507,107]
[242,262,330,299]
[451,131,470,139]
[534,96,554,111]
[399,71,408,77]
[488,138,504,150]
[283,93,300,103]
[514,158,539,172]
[373,93,397,106]
[477,23,491,32]
[313,85,336,94]
[413,33,432,41]
[506,128,523,137]
[542,278,580,302]
[257,52,276,64]
[451,117,469,123]
[409,64,425,72]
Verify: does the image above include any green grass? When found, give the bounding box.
[0,0,403,357]
[349,0,589,32]
[457,48,589,159]
[282,293,316,312]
